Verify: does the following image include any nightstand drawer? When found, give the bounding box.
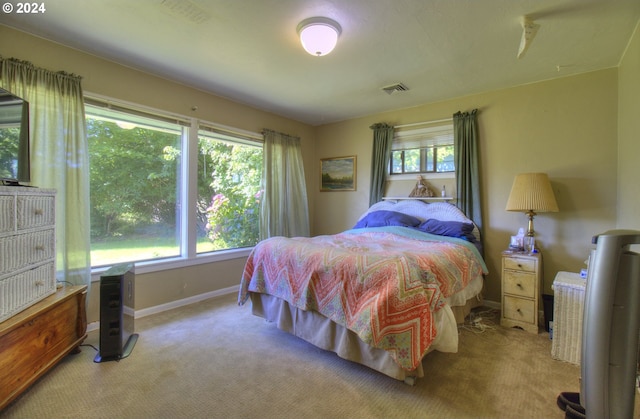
[503,257,537,273]
[503,295,536,324]
[503,271,536,298]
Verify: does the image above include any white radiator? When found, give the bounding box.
[551,271,586,365]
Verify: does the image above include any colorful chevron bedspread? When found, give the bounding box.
[238,226,488,371]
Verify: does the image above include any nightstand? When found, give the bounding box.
[500,251,542,334]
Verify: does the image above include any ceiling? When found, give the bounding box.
[2,0,639,126]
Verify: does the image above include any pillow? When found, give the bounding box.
[353,210,421,229]
[416,219,476,242]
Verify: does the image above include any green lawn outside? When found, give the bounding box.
[90,237,216,267]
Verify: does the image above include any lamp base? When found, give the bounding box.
[526,210,537,237]
[525,210,537,253]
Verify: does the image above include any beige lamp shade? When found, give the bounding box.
[506,172,559,237]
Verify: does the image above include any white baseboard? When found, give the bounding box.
[483,299,500,310]
[134,285,240,319]
[86,285,240,333]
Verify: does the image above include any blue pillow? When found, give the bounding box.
[353,210,421,229]
[416,219,476,242]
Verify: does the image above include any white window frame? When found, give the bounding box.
[85,93,261,276]
[388,124,455,181]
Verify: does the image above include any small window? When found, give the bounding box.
[390,125,454,175]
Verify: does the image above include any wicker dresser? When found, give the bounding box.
[0,186,57,322]
[0,186,87,409]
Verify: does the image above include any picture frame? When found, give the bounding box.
[320,156,356,191]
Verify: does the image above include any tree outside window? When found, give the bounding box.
[197,132,262,253]
[86,105,263,268]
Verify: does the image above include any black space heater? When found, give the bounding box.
[94,263,138,363]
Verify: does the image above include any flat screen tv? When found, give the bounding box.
[0,87,30,185]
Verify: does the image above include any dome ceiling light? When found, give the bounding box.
[297,17,342,56]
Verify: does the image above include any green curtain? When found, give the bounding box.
[260,129,310,239]
[368,123,394,206]
[453,109,483,238]
[0,57,91,288]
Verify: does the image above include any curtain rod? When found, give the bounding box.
[394,117,452,129]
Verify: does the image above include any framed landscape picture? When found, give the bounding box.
[320,156,356,191]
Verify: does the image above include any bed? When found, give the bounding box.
[238,200,488,384]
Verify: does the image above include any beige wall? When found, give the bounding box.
[618,22,640,233]
[313,69,619,303]
[0,25,315,323]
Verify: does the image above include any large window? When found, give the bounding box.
[86,100,262,269]
[390,125,454,175]
[196,127,262,253]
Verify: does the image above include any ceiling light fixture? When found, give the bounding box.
[297,17,342,56]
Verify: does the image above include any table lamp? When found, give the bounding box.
[506,173,559,249]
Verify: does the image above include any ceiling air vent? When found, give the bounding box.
[159,0,211,24]
[381,83,409,95]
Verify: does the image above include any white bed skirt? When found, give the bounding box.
[249,275,483,382]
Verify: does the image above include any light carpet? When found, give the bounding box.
[0,293,623,419]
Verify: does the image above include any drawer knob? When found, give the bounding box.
[35,280,44,286]
[34,208,44,215]
[35,244,45,251]
[517,264,523,268]
[517,283,523,289]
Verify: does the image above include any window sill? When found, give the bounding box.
[387,172,455,181]
[90,247,252,280]
[382,196,455,203]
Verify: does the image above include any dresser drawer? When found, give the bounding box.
[503,295,536,324]
[16,195,55,231]
[0,229,55,275]
[503,270,536,298]
[0,262,56,322]
[503,256,537,273]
